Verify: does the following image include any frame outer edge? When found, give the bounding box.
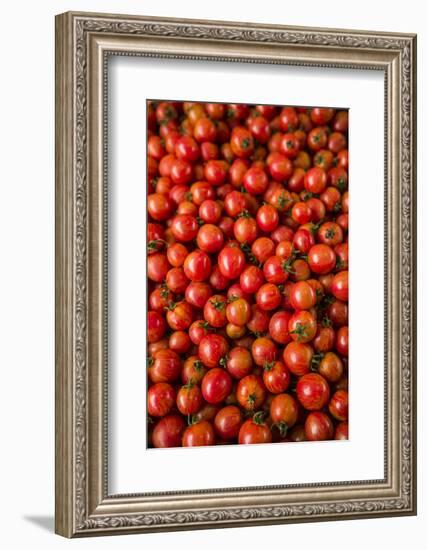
[54,10,417,537]
[55,12,76,538]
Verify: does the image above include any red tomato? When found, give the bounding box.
[171,214,199,242]
[251,337,277,366]
[185,281,213,309]
[198,334,229,368]
[318,352,343,382]
[290,281,317,310]
[308,244,336,274]
[288,310,317,343]
[218,244,246,279]
[329,389,349,421]
[296,373,330,410]
[331,270,349,301]
[182,421,215,446]
[263,361,291,394]
[305,412,334,441]
[243,167,269,195]
[152,415,186,448]
[183,250,212,282]
[214,405,243,439]
[270,393,299,434]
[148,349,181,383]
[238,412,272,444]
[226,346,253,379]
[226,298,251,326]
[148,310,166,343]
[203,295,228,327]
[256,283,282,311]
[181,355,206,384]
[176,384,203,415]
[236,374,266,411]
[147,383,176,417]
[201,368,233,404]
[166,301,193,331]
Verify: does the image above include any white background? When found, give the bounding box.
[0,0,424,549]
[110,58,384,493]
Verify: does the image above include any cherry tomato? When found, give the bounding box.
[201,368,233,404]
[214,405,243,439]
[305,412,334,441]
[263,361,291,394]
[148,383,176,417]
[182,420,215,446]
[238,412,272,444]
[198,334,229,368]
[152,415,185,448]
[296,373,330,410]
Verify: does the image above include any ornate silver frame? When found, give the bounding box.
[55,11,417,537]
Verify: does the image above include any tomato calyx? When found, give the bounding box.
[211,298,226,311]
[148,239,166,252]
[322,315,332,328]
[289,322,309,342]
[336,178,347,193]
[196,216,205,226]
[227,294,239,303]
[275,420,289,437]
[252,411,266,425]
[247,394,257,408]
[241,138,251,150]
[277,193,290,209]
[310,353,324,372]
[240,242,262,267]
[193,359,204,371]
[237,209,251,219]
[147,356,154,368]
[147,415,154,424]
[263,361,275,372]
[165,301,177,311]
[219,355,229,368]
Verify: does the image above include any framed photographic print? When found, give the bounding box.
[55,11,417,537]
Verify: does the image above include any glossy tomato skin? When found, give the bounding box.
[171,214,199,242]
[256,283,282,311]
[331,270,349,301]
[263,361,291,394]
[169,330,191,354]
[329,389,349,421]
[226,298,251,326]
[176,384,203,415]
[238,414,272,444]
[240,265,265,294]
[185,281,213,309]
[181,356,206,385]
[198,334,229,368]
[218,244,246,279]
[201,368,232,404]
[269,393,299,433]
[296,373,330,411]
[335,326,349,356]
[148,310,166,343]
[318,352,343,382]
[203,295,228,327]
[214,405,243,439]
[268,311,292,345]
[148,252,170,282]
[252,337,277,366]
[182,421,215,447]
[236,374,267,411]
[152,415,186,448]
[226,346,253,379]
[147,383,176,417]
[184,250,212,282]
[288,310,317,343]
[196,224,224,253]
[305,412,334,441]
[283,341,314,376]
[290,281,317,310]
[166,301,193,331]
[308,244,336,275]
[335,421,349,440]
[148,349,181,383]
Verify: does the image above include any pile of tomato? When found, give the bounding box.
[147,100,349,447]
